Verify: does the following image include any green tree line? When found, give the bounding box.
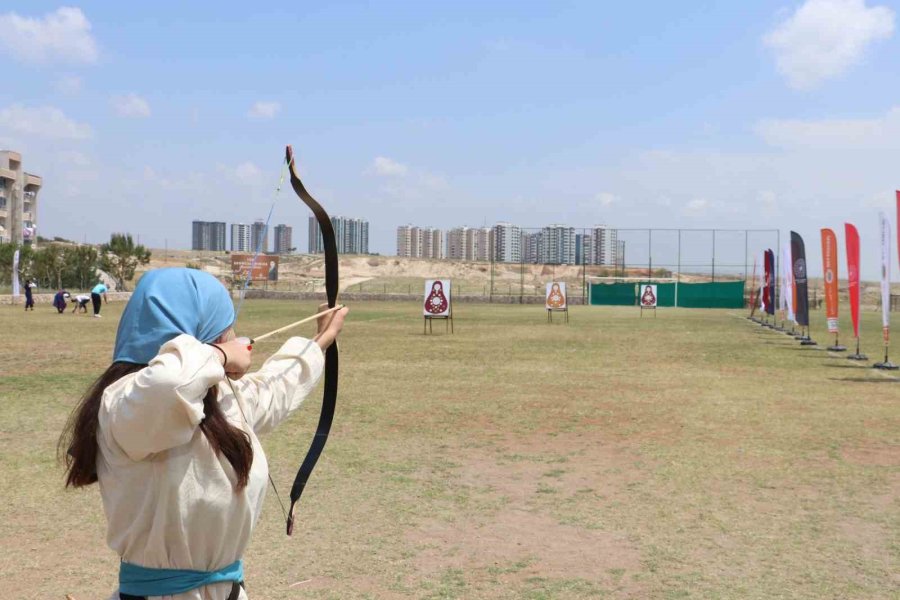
[0,233,151,291]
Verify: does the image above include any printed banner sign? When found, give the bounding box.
[231,254,279,282]
[12,249,20,298]
[424,279,451,316]
[765,249,775,316]
[748,254,758,314]
[640,284,658,307]
[820,229,839,333]
[880,213,891,343]
[783,242,795,323]
[791,231,810,327]
[545,282,567,309]
[845,223,861,339]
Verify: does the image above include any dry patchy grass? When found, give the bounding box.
[1,301,898,599]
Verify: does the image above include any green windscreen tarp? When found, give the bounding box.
[589,281,744,309]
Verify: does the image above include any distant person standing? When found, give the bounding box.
[24,279,36,311]
[91,282,109,318]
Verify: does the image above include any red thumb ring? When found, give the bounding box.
[247,345,253,351]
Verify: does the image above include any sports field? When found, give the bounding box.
[1,300,898,599]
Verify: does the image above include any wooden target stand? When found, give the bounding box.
[424,312,454,334]
[547,307,569,323]
[640,303,657,318]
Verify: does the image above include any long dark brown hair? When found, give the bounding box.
[59,361,253,489]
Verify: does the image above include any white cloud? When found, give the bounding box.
[55,74,83,95]
[0,104,91,139]
[111,93,151,118]
[682,198,711,216]
[368,156,409,177]
[763,0,894,90]
[596,192,619,207]
[755,106,900,149]
[758,190,781,217]
[58,150,92,168]
[234,161,263,185]
[248,101,281,119]
[861,189,895,208]
[0,7,98,65]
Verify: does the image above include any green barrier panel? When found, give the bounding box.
[590,281,745,308]
[676,280,745,308]
[589,282,636,305]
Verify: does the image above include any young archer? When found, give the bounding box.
[60,267,347,600]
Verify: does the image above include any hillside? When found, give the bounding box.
[141,249,896,308]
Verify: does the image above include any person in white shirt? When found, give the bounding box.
[59,268,347,600]
[71,294,91,313]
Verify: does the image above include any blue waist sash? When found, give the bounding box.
[119,559,243,596]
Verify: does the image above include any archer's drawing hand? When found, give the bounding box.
[212,338,254,379]
[315,303,348,350]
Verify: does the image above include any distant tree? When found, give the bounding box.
[100,233,151,291]
[32,244,67,289]
[65,245,99,290]
[0,243,34,286]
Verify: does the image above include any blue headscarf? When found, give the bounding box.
[113,268,235,365]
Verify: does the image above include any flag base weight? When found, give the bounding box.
[847,353,868,361]
[800,339,817,346]
[827,345,847,352]
[873,361,899,370]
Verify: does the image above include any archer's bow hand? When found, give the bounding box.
[314,305,348,351]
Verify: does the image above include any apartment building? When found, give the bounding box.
[474,227,493,262]
[540,224,576,265]
[493,222,521,263]
[397,225,442,258]
[309,215,369,254]
[0,151,42,245]
[273,224,293,254]
[231,223,251,252]
[250,220,269,253]
[191,221,226,251]
[587,225,618,266]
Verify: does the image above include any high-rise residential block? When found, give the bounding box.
[522,231,542,264]
[273,224,293,254]
[422,227,443,259]
[191,221,226,251]
[588,225,618,266]
[397,225,442,258]
[310,215,369,254]
[251,220,268,253]
[397,225,413,257]
[0,150,42,245]
[540,224,575,265]
[493,222,521,263]
[231,223,251,252]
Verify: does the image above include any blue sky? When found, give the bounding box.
[1,1,899,278]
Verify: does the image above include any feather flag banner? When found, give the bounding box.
[820,229,839,334]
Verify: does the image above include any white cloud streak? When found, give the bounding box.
[368,156,409,177]
[763,0,894,90]
[111,93,151,118]
[755,106,900,149]
[55,74,83,95]
[0,7,98,65]
[0,104,92,139]
[248,101,281,119]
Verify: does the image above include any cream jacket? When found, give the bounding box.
[97,334,325,600]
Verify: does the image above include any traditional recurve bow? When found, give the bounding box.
[284,145,339,536]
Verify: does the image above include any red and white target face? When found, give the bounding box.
[545,282,566,309]
[424,279,451,315]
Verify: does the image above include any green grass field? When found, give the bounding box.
[1,300,898,599]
